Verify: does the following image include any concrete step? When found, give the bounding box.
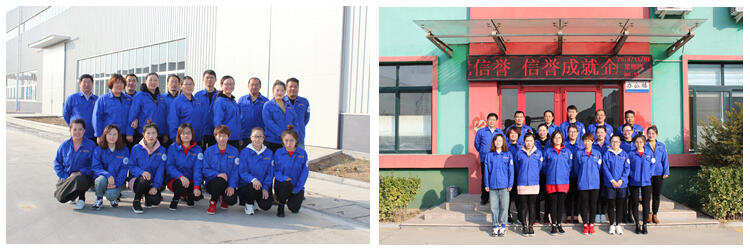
[445,194,674,213]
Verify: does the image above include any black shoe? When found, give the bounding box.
[635,223,642,234]
[480,200,488,205]
[169,200,179,211]
[240,200,246,206]
[551,225,559,235]
[522,226,529,237]
[132,200,144,214]
[557,224,565,234]
[529,226,535,236]
[186,198,195,207]
[642,224,648,235]
[625,214,634,223]
[277,204,285,217]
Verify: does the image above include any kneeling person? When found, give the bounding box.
[54,119,97,209]
[166,123,205,211]
[273,125,309,217]
[91,124,130,209]
[238,127,275,215]
[203,125,240,214]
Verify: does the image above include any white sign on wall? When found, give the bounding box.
[625,81,650,93]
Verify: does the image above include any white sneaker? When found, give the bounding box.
[492,226,500,236]
[615,225,623,235]
[244,204,255,215]
[498,226,506,237]
[74,200,85,210]
[92,199,103,210]
[608,225,616,235]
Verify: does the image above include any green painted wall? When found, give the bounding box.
[660,167,701,209]
[380,169,469,209]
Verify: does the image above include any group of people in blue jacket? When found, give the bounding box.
[55,70,311,217]
[474,106,669,237]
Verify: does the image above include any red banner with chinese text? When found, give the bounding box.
[467,55,652,81]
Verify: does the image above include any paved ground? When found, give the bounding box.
[379,225,743,245]
[5,122,369,244]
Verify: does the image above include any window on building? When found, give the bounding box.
[6,71,38,101]
[379,64,432,154]
[688,63,742,152]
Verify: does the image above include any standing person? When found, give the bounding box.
[238,127,274,215]
[619,124,636,223]
[53,119,97,209]
[602,135,630,235]
[128,72,169,146]
[535,124,550,150]
[263,80,296,152]
[646,126,669,224]
[575,133,602,235]
[543,110,559,135]
[63,74,98,142]
[129,123,167,214]
[212,75,243,149]
[505,127,521,223]
[194,70,219,148]
[587,109,614,142]
[91,125,129,210]
[505,111,534,140]
[284,78,310,149]
[484,134,514,237]
[125,74,139,97]
[92,74,134,147]
[628,135,656,234]
[564,126,584,224]
[238,77,269,149]
[560,105,586,144]
[617,110,645,138]
[165,123,204,211]
[592,126,610,224]
[474,113,505,205]
[162,74,181,108]
[273,125,309,217]
[167,76,208,145]
[534,123,551,224]
[203,125,240,215]
[514,133,543,237]
[542,130,572,235]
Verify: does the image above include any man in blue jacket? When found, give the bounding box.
[561,105,586,143]
[587,109,614,143]
[194,70,219,148]
[63,74,98,142]
[162,74,181,108]
[284,78,310,149]
[238,77,269,148]
[617,110,644,138]
[473,113,504,205]
[505,111,534,140]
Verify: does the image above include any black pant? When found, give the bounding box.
[480,162,489,203]
[228,140,241,150]
[206,177,238,205]
[536,174,549,222]
[510,185,520,220]
[133,176,163,206]
[517,194,537,226]
[54,175,93,203]
[274,180,305,213]
[565,179,579,219]
[597,192,607,214]
[169,178,203,202]
[238,184,273,210]
[651,176,664,215]
[578,189,599,224]
[607,198,625,225]
[203,135,217,149]
[265,141,283,153]
[629,186,652,225]
[548,192,566,225]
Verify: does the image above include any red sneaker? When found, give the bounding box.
[583,224,590,235]
[207,201,217,214]
[220,198,229,209]
[589,224,595,234]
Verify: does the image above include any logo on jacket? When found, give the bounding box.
[263,157,271,160]
[651,157,656,164]
[298,155,305,159]
[197,153,204,160]
[234,158,240,165]
[161,154,167,161]
[123,157,129,164]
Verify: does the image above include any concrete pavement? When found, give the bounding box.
[5,120,369,244]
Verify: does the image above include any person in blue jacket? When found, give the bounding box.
[575,133,603,235]
[592,125,610,224]
[534,123,551,224]
[63,74,98,142]
[273,125,309,217]
[129,123,167,214]
[125,74,139,97]
[628,135,656,234]
[645,125,669,224]
[515,133,543,237]
[263,80,297,152]
[165,123,204,211]
[587,109,614,143]
[542,130,572,235]
[238,77,269,149]
[617,110,645,138]
[54,119,97,210]
[128,72,169,146]
[563,125,584,224]
[163,74,181,108]
[194,70,219,148]
[483,134,514,237]
[505,127,521,223]
[602,135,630,235]
[203,125,240,215]
[560,105,586,144]
[167,76,208,145]
[284,77,310,149]
[212,75,243,149]
[474,113,505,205]
[91,124,129,210]
[505,111,534,140]
[92,74,133,147]
[543,110,559,136]
[619,123,636,224]
[534,124,551,151]
[238,127,274,215]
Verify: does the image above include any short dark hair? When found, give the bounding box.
[487,113,498,120]
[625,110,635,117]
[622,123,633,130]
[286,77,299,85]
[167,74,181,83]
[550,130,565,147]
[596,126,607,133]
[514,110,525,117]
[98,124,125,150]
[146,72,159,81]
[610,135,621,143]
[181,76,194,85]
[220,75,234,85]
[522,133,535,142]
[634,134,647,143]
[582,133,595,142]
[70,119,86,130]
[248,77,261,85]
[537,123,548,131]
[106,74,126,90]
[567,105,578,112]
[647,125,659,135]
[489,134,508,152]
[79,74,93,83]
[125,73,137,79]
[175,123,195,146]
[203,69,216,78]
[567,125,579,133]
[544,110,555,123]
[272,80,286,90]
[507,127,521,137]
[214,124,231,137]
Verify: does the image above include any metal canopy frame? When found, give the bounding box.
[416,18,704,57]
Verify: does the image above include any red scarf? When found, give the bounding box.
[554,145,565,154]
[638,151,644,157]
[586,150,592,156]
[219,149,226,155]
[288,150,295,158]
[182,142,197,156]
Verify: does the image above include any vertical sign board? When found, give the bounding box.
[467,55,653,81]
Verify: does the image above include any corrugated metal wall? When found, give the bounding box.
[340,6,370,115]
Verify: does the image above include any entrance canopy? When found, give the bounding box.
[414,18,705,57]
